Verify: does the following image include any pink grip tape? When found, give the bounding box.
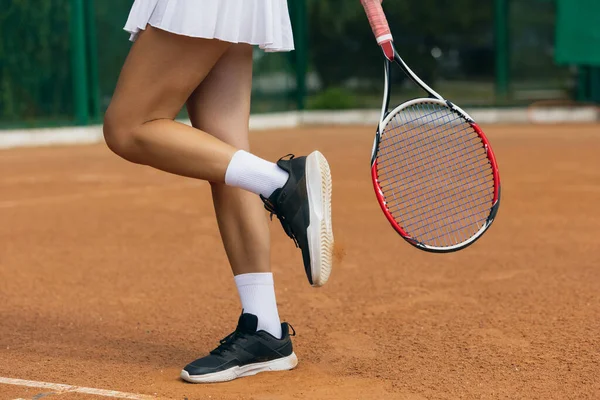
[360,0,393,44]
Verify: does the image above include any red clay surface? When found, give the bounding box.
[1,124,599,400]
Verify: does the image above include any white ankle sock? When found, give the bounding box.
[234,272,282,339]
[224,150,289,198]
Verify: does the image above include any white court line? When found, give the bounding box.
[0,377,155,399]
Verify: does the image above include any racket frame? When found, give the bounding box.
[371,45,501,253]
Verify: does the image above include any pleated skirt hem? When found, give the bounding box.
[123,0,295,53]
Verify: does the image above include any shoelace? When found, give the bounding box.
[261,195,299,248]
[260,154,299,247]
[210,330,248,357]
[211,324,297,357]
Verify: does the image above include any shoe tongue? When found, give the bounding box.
[236,313,258,334]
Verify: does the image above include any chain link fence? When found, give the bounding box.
[0,0,596,129]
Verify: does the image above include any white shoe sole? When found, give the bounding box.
[305,151,334,287]
[180,352,298,383]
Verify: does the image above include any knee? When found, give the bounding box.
[103,111,138,162]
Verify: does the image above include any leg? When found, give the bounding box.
[186,44,282,338]
[103,26,237,182]
[186,44,270,277]
[105,25,332,289]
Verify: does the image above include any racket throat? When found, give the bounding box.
[380,41,395,61]
[379,60,392,129]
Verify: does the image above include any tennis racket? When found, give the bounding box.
[361,0,501,253]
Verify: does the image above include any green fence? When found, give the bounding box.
[0,0,74,128]
[0,0,597,129]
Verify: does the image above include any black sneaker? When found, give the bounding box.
[261,151,334,287]
[180,313,297,383]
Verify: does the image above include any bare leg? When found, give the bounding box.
[103,26,236,183]
[186,44,270,276]
[104,25,332,289]
[184,45,283,343]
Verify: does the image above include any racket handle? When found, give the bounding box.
[360,0,393,45]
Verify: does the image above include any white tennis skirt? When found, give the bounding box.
[124,0,295,52]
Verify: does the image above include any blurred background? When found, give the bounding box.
[0,0,599,129]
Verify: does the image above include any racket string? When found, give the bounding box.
[379,144,489,193]
[380,160,491,215]
[392,187,493,228]
[420,104,478,245]
[380,106,469,158]
[376,102,494,247]
[379,132,482,183]
[378,133,483,177]
[377,112,470,162]
[442,107,488,240]
[420,213,490,243]
[381,106,468,182]
[377,111,465,194]
[380,159,491,202]
[388,178,493,219]
[421,105,484,244]
[401,104,461,244]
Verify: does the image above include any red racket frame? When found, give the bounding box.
[371,116,501,252]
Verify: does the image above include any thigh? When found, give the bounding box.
[106,26,231,127]
[185,43,254,148]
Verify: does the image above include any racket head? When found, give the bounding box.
[372,98,500,252]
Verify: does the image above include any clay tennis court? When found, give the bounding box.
[1,123,599,399]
